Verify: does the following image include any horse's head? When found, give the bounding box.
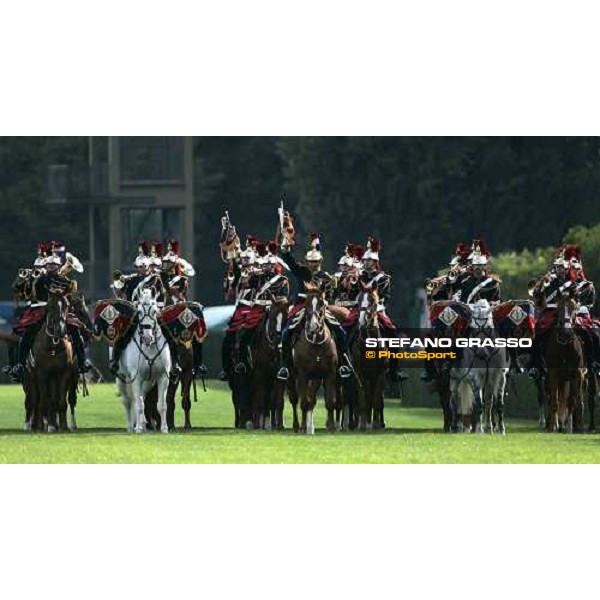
[136,288,160,346]
[469,299,493,330]
[267,295,289,338]
[304,282,326,334]
[358,285,380,331]
[46,291,67,339]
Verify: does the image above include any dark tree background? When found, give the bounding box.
[2,136,600,316]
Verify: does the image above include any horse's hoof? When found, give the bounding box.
[47,425,56,434]
[23,422,32,432]
[245,421,253,430]
[161,427,169,434]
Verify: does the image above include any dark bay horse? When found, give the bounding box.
[290,283,338,435]
[252,297,288,429]
[28,292,77,432]
[543,294,586,432]
[349,288,388,430]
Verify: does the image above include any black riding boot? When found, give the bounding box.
[234,328,255,374]
[10,327,37,381]
[219,331,235,381]
[192,339,208,377]
[421,357,438,382]
[527,332,547,379]
[277,327,293,380]
[331,323,352,378]
[109,328,135,376]
[165,335,182,383]
[69,327,91,374]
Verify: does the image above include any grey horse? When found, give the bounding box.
[450,299,510,434]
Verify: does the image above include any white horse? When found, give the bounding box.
[450,299,510,434]
[116,288,171,433]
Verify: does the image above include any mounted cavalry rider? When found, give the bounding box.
[354,237,405,381]
[451,238,501,304]
[276,232,352,381]
[10,241,91,381]
[332,243,363,308]
[108,240,184,381]
[158,238,208,377]
[529,244,600,376]
[218,236,261,377]
[424,242,471,303]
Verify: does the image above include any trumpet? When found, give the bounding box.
[18,268,42,280]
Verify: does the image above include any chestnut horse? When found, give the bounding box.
[290,283,338,435]
[543,293,586,433]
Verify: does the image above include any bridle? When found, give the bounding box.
[45,294,66,346]
[304,293,327,345]
[264,299,287,348]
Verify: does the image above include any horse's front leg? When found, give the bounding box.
[157,376,169,434]
[133,380,146,434]
[324,376,337,433]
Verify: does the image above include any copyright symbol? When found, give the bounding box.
[366,351,376,359]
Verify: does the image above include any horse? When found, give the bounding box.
[449,299,510,434]
[289,283,338,435]
[228,326,254,429]
[252,296,288,429]
[165,341,194,431]
[348,287,388,430]
[116,288,172,433]
[542,293,586,433]
[28,291,77,432]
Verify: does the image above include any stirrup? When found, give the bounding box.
[194,364,208,377]
[218,370,229,381]
[234,362,247,374]
[338,365,352,379]
[169,365,182,382]
[277,367,289,381]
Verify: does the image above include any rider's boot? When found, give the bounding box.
[277,328,293,381]
[388,356,408,382]
[109,335,127,376]
[166,336,182,383]
[219,331,234,381]
[331,323,352,379]
[70,327,92,374]
[233,328,253,374]
[10,327,36,382]
[192,339,208,377]
[421,357,437,382]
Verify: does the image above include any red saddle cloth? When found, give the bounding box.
[227,305,256,333]
[94,299,136,345]
[160,302,207,343]
[14,306,46,335]
[429,301,471,331]
[493,300,535,337]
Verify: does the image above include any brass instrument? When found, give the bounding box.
[18,268,42,283]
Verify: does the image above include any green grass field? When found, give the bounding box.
[0,382,598,463]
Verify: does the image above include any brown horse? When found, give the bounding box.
[28,292,76,432]
[252,297,288,429]
[349,288,389,430]
[543,293,586,433]
[290,283,338,435]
